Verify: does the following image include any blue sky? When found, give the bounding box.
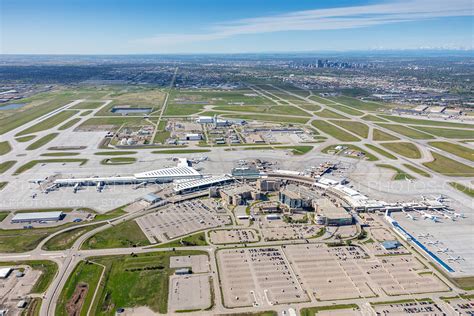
[1,0,473,54]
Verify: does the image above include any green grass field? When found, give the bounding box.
[300,304,359,316]
[40,152,81,157]
[0,141,12,155]
[155,231,208,248]
[411,126,474,139]
[0,260,58,293]
[80,110,93,116]
[381,142,421,159]
[365,144,397,160]
[82,220,150,249]
[86,250,207,314]
[164,104,205,116]
[202,112,309,124]
[402,164,432,178]
[25,133,59,150]
[0,160,17,174]
[449,182,474,198]
[376,164,415,180]
[0,182,7,191]
[213,105,311,117]
[423,152,474,177]
[325,102,364,116]
[428,141,474,162]
[78,117,149,129]
[70,101,105,109]
[0,212,8,222]
[94,151,137,156]
[56,260,103,316]
[362,114,387,122]
[43,223,105,251]
[330,120,369,138]
[16,110,78,136]
[15,135,36,142]
[0,225,72,253]
[100,157,136,165]
[329,96,386,111]
[312,120,360,141]
[373,128,400,141]
[316,109,348,119]
[299,103,321,112]
[13,158,88,175]
[58,118,81,130]
[379,115,474,129]
[377,123,434,139]
[0,91,80,135]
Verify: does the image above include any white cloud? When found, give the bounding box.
[134,0,473,47]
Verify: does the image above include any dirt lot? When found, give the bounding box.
[66,282,88,316]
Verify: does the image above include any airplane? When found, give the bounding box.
[437,248,450,253]
[405,213,416,220]
[133,182,147,190]
[448,256,464,262]
[434,195,449,202]
[427,240,441,245]
[421,212,439,222]
[96,181,104,192]
[418,233,431,238]
[31,193,37,199]
[73,183,81,193]
[29,179,44,185]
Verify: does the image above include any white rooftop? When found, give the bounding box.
[134,166,201,179]
[0,268,12,278]
[174,175,233,192]
[11,211,63,222]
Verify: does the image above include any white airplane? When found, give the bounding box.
[427,240,441,245]
[96,181,104,192]
[29,179,44,185]
[422,213,439,222]
[73,183,81,193]
[133,182,147,190]
[418,233,431,238]
[405,213,416,220]
[448,256,464,262]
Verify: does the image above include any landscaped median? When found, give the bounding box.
[423,152,474,177]
[376,164,416,181]
[100,157,136,165]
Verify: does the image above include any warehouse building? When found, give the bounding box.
[0,268,12,279]
[11,211,64,223]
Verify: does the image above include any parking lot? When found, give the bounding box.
[217,247,308,308]
[372,300,447,315]
[283,244,449,301]
[445,297,474,315]
[135,199,231,242]
[168,274,212,312]
[209,229,259,244]
[170,255,210,273]
[261,225,321,241]
[0,266,40,315]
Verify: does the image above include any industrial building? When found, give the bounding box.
[142,193,162,204]
[11,211,64,223]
